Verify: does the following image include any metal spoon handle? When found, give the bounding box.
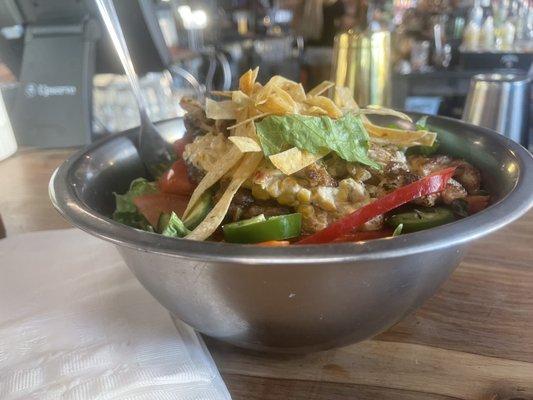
[94,0,149,118]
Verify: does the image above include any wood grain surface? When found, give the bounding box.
[1,148,532,400]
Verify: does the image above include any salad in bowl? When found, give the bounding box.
[113,68,489,245]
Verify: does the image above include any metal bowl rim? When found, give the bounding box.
[49,115,533,265]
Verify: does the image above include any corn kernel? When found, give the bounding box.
[347,165,372,182]
[280,177,300,194]
[297,204,315,221]
[267,180,282,197]
[338,178,366,203]
[312,187,337,211]
[296,188,311,203]
[251,184,271,201]
[278,193,296,206]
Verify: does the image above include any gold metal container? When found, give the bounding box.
[331,29,391,107]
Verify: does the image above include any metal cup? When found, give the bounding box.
[463,73,530,147]
[331,29,391,107]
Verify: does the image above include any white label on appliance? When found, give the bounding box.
[24,83,77,98]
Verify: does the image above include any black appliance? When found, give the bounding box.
[0,0,178,148]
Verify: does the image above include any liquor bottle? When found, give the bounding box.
[480,15,495,51]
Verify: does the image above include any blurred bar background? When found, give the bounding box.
[0,0,530,154]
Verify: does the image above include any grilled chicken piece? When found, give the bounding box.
[379,162,418,192]
[441,178,468,204]
[241,203,292,220]
[296,162,338,187]
[180,97,204,113]
[368,143,408,167]
[408,155,452,176]
[361,215,384,231]
[408,155,481,194]
[185,160,205,184]
[449,160,481,193]
[181,97,234,137]
[298,205,331,234]
[215,119,234,136]
[223,188,292,222]
[412,177,467,207]
[412,193,439,207]
[180,98,215,138]
[222,188,254,221]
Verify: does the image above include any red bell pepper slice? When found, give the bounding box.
[133,192,189,227]
[159,159,195,195]
[298,167,456,245]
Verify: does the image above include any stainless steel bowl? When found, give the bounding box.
[49,115,533,353]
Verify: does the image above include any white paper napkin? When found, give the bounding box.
[0,229,231,400]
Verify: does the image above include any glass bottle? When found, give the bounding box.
[480,15,495,51]
[463,19,481,51]
[500,19,516,51]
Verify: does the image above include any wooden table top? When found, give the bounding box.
[1,148,532,400]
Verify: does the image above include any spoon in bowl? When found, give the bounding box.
[94,0,174,178]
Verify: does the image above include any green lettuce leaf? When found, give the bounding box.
[112,178,158,229]
[112,211,153,231]
[160,212,191,238]
[255,114,380,170]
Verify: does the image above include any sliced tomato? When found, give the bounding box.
[465,195,490,214]
[133,192,189,227]
[159,160,195,195]
[332,229,394,243]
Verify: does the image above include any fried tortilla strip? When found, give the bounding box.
[284,83,306,102]
[186,152,263,240]
[361,106,413,122]
[228,113,270,129]
[256,86,297,115]
[231,90,250,107]
[205,98,238,120]
[227,113,270,131]
[234,115,260,140]
[364,122,437,147]
[183,146,243,218]
[264,75,298,87]
[228,136,262,152]
[307,80,335,97]
[333,86,360,111]
[305,95,343,118]
[303,105,329,116]
[269,147,329,175]
[239,67,259,95]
